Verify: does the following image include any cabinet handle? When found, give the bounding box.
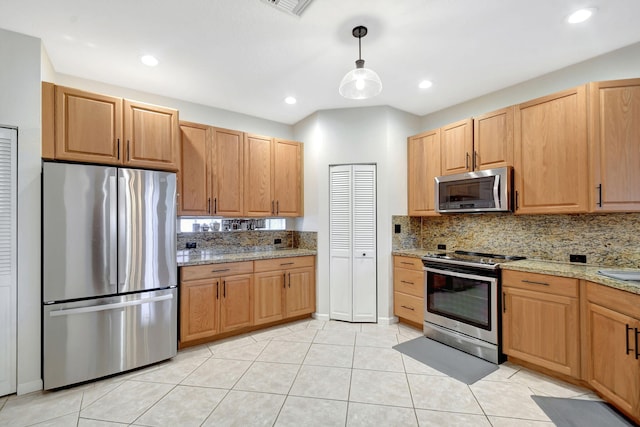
[216,281,219,300]
[283,273,286,289]
[223,280,226,298]
[211,268,230,273]
[400,262,414,266]
[117,138,120,160]
[521,279,549,286]
[635,328,640,360]
[288,272,291,288]
[280,262,294,266]
[276,200,279,215]
[597,184,603,208]
[401,305,415,311]
[465,152,470,169]
[503,292,506,313]
[214,198,217,214]
[207,198,211,214]
[272,200,275,215]
[515,191,519,210]
[400,280,414,285]
[473,151,478,170]
[127,140,130,161]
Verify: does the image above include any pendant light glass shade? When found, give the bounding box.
[339,26,382,99]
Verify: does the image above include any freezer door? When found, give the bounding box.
[118,168,177,293]
[43,162,118,302]
[43,288,177,389]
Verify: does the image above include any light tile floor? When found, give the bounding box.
[0,320,602,427]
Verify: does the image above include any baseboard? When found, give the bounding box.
[17,379,43,395]
[377,316,399,325]
[312,312,329,321]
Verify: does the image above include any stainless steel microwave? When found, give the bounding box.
[435,167,512,213]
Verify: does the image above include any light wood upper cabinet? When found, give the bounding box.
[514,85,589,214]
[52,85,123,165]
[584,281,640,421]
[212,127,244,217]
[274,139,303,217]
[407,129,440,216]
[178,122,210,215]
[244,134,274,217]
[43,83,179,171]
[502,270,580,377]
[589,79,640,212]
[123,100,179,170]
[473,106,514,170]
[441,118,473,175]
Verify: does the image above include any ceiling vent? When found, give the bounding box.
[261,0,314,16]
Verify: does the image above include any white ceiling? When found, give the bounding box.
[2,0,640,125]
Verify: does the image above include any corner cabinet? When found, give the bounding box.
[254,256,315,324]
[43,83,179,171]
[407,129,440,216]
[502,270,580,377]
[393,256,424,326]
[589,79,640,212]
[584,281,640,421]
[513,86,589,214]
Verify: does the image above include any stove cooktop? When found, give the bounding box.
[422,250,526,269]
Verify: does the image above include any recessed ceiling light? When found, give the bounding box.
[284,96,297,105]
[140,55,159,67]
[567,8,596,24]
[419,80,433,89]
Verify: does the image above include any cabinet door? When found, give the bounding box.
[273,139,302,217]
[586,302,639,417]
[244,134,274,217]
[514,86,589,214]
[220,274,253,333]
[441,118,473,175]
[54,86,122,165]
[407,129,440,216]
[254,271,285,325]
[178,122,210,215]
[211,127,244,216]
[503,286,580,377]
[123,100,179,171]
[589,79,640,212]
[285,266,315,318]
[180,279,219,343]
[473,106,514,170]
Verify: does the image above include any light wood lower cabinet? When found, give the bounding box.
[584,281,640,422]
[180,261,253,344]
[254,256,315,324]
[393,256,424,326]
[502,270,580,377]
[180,256,315,346]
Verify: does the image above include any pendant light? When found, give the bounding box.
[339,25,382,99]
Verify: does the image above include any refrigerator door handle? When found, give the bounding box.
[109,174,118,287]
[49,294,174,317]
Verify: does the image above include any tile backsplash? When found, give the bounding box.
[178,230,317,253]
[392,213,640,268]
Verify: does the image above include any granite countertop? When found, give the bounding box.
[391,249,640,296]
[177,248,317,267]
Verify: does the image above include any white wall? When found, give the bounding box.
[420,41,640,130]
[0,28,43,394]
[293,106,420,321]
[53,74,293,139]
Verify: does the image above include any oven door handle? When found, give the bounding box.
[424,266,498,284]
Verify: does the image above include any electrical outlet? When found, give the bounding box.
[274,238,282,244]
[570,254,587,263]
[437,244,446,250]
[186,242,196,249]
[394,224,401,234]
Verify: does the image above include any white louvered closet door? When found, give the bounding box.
[0,127,17,396]
[329,164,376,322]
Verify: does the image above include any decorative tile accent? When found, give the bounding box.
[393,213,640,268]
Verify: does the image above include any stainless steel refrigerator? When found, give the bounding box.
[42,161,177,389]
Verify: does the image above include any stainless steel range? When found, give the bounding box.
[421,250,525,364]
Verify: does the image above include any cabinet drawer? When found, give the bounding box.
[394,256,423,271]
[503,270,578,298]
[181,261,253,282]
[394,292,424,324]
[254,256,314,273]
[394,268,424,298]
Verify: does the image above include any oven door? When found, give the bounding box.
[424,266,498,345]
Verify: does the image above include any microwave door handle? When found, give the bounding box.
[493,174,500,208]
